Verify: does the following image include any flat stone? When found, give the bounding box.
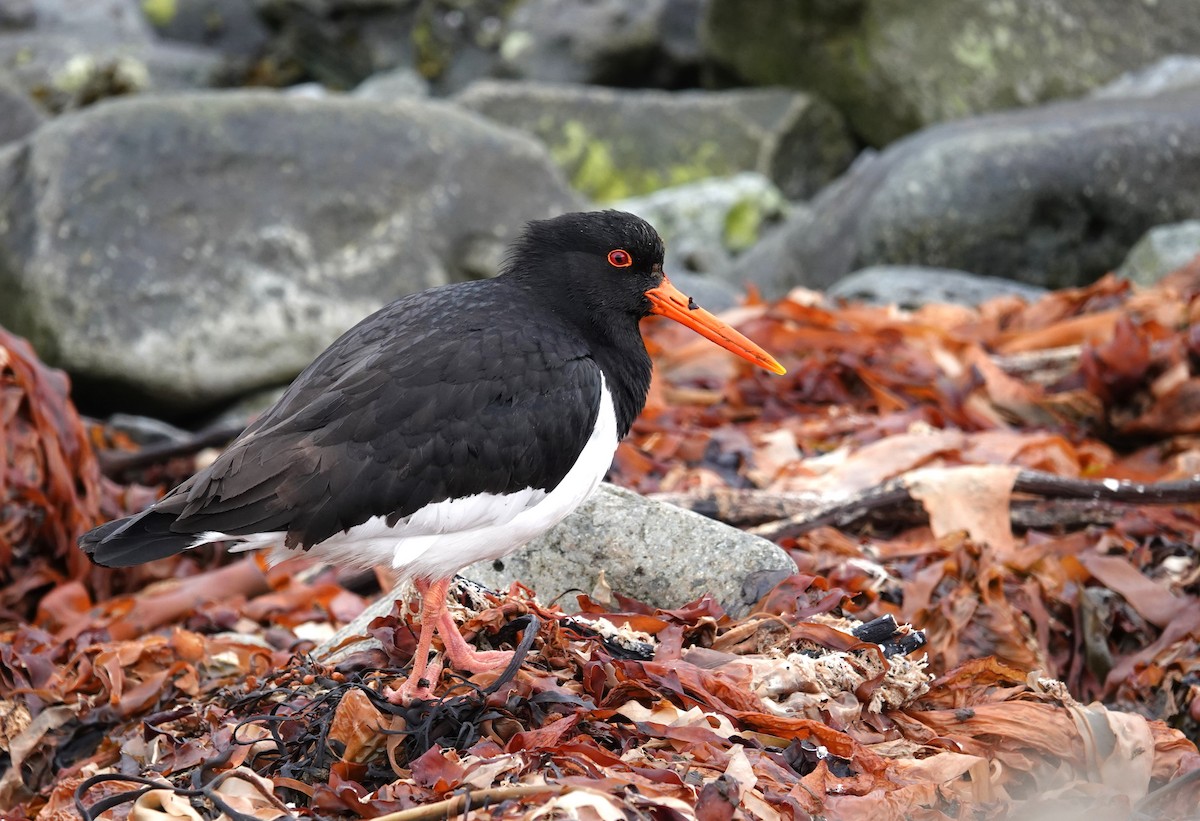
[352,67,429,101]
[464,483,796,618]
[828,266,1048,308]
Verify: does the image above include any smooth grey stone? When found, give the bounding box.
[1115,220,1200,287]
[727,92,1200,296]
[828,266,1048,308]
[0,91,581,415]
[702,0,1200,146]
[465,484,796,618]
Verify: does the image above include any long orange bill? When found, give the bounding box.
[645,276,786,375]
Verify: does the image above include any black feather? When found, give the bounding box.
[79,510,199,567]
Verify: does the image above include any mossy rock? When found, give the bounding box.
[456,80,854,202]
[703,0,1200,146]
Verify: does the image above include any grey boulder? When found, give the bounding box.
[0,0,221,110]
[0,71,44,144]
[614,172,789,276]
[465,483,796,618]
[255,0,512,93]
[12,0,154,40]
[499,0,704,89]
[455,80,854,202]
[828,266,1048,309]
[352,67,430,101]
[1092,55,1200,101]
[728,91,1200,297]
[0,33,222,111]
[0,0,34,30]
[1116,221,1200,287]
[0,91,581,414]
[703,0,1200,146]
[143,0,272,61]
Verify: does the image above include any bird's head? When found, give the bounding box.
[504,210,785,375]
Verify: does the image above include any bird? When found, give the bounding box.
[80,210,785,702]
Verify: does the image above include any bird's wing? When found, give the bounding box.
[153,284,604,550]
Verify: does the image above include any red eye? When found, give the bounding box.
[607,249,632,268]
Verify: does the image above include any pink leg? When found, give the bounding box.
[384,577,448,704]
[385,577,521,702]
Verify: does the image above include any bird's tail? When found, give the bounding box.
[79,509,200,568]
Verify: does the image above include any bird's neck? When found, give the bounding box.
[584,319,652,438]
[503,276,652,438]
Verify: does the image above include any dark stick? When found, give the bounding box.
[96,420,247,476]
[653,470,1200,540]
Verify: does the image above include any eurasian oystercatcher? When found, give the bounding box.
[80,210,784,702]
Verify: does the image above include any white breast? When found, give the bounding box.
[218,376,620,580]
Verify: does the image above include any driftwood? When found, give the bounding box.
[96,420,247,476]
[652,471,1200,541]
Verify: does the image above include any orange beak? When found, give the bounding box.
[645,276,786,375]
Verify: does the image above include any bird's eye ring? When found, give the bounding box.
[607,249,632,268]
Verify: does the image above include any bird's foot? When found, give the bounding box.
[445,646,516,675]
[384,656,443,705]
[435,609,517,674]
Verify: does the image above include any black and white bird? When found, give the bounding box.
[80,210,784,702]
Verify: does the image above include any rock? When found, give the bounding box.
[352,66,429,101]
[0,0,222,110]
[499,0,704,89]
[828,266,1048,308]
[19,0,154,40]
[1115,221,1200,287]
[0,71,44,144]
[142,0,272,61]
[0,34,222,111]
[0,91,581,416]
[256,0,512,93]
[283,81,329,98]
[616,173,789,271]
[0,0,35,30]
[703,0,1200,146]
[464,484,796,617]
[456,80,854,201]
[1092,55,1200,100]
[727,92,1200,296]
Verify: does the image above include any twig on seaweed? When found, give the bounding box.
[653,471,1200,540]
[96,420,246,477]
[369,783,569,821]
